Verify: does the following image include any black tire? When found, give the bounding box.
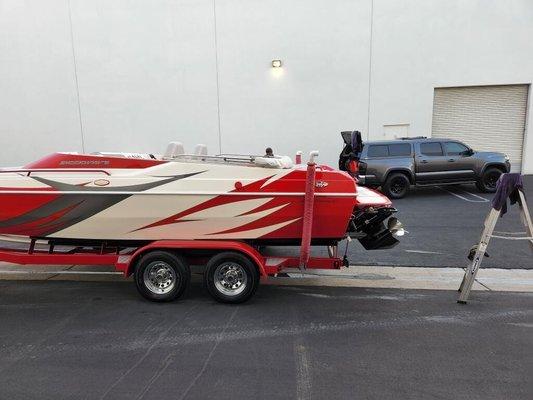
[476,167,503,193]
[204,252,260,304]
[382,173,410,199]
[134,250,190,302]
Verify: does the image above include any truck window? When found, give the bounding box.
[420,142,443,156]
[367,145,389,157]
[389,143,411,156]
[444,142,468,155]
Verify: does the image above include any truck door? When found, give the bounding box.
[443,141,477,181]
[415,142,449,183]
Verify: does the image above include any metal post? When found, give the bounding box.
[327,245,338,258]
[299,151,319,270]
[295,151,302,165]
[28,238,36,255]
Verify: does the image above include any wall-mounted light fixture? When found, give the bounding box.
[271,59,282,68]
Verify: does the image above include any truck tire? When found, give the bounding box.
[135,251,190,302]
[382,173,410,199]
[476,167,503,193]
[204,252,260,304]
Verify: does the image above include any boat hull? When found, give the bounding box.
[0,156,358,243]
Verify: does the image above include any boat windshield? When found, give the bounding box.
[168,154,294,169]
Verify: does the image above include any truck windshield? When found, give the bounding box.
[444,142,469,155]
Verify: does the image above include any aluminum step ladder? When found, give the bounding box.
[458,176,533,303]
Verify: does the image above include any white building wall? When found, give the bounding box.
[369,0,533,173]
[0,0,83,163]
[215,0,372,165]
[0,0,532,172]
[68,0,220,155]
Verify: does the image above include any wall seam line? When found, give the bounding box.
[213,0,222,154]
[366,0,374,141]
[67,0,85,152]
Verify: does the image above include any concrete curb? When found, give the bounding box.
[1,262,532,292]
[270,266,533,292]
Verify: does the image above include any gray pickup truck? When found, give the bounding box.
[353,137,511,199]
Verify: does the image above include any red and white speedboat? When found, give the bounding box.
[0,137,403,303]
[0,142,398,249]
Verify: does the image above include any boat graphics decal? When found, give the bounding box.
[132,175,304,238]
[0,172,205,236]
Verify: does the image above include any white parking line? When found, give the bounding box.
[437,186,489,203]
[294,340,312,400]
[454,187,491,202]
[405,250,444,255]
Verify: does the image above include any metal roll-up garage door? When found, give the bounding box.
[432,85,528,171]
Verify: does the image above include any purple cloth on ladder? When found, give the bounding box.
[491,173,523,216]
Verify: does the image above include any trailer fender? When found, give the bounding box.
[117,240,267,278]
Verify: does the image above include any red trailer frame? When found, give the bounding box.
[0,239,342,278]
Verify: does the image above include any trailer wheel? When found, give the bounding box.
[204,252,259,303]
[134,251,190,302]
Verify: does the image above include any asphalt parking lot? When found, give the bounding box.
[355,175,533,269]
[350,175,533,268]
[0,281,532,400]
[270,175,532,269]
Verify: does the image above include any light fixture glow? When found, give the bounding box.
[271,59,282,68]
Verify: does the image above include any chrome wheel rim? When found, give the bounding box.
[214,262,248,296]
[143,261,177,294]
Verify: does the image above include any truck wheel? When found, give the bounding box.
[204,252,259,304]
[476,167,503,193]
[135,251,190,302]
[382,173,410,199]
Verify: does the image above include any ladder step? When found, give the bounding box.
[490,235,533,240]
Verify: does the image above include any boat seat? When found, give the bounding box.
[164,142,185,158]
[194,144,208,156]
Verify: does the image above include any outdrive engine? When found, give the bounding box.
[347,206,404,250]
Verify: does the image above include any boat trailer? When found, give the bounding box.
[0,152,348,303]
